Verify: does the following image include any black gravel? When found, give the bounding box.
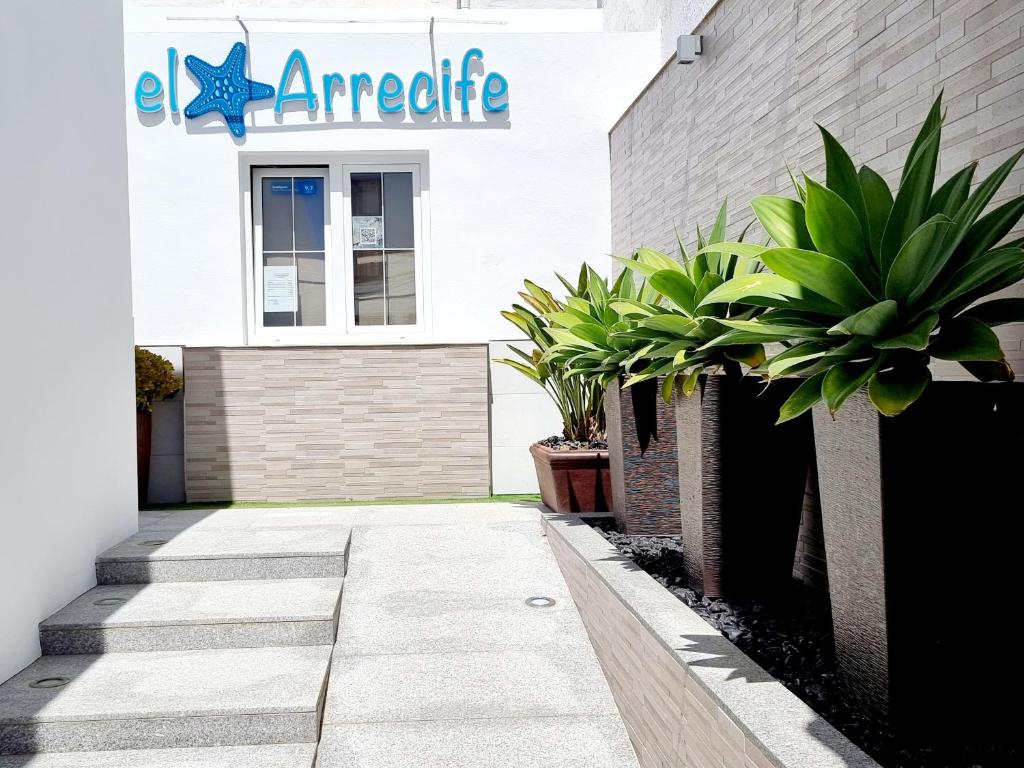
[596,528,1018,768]
[537,435,608,451]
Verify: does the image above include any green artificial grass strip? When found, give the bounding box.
[144,494,542,511]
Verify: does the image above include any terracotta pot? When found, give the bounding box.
[530,442,611,514]
[674,374,813,599]
[813,382,1023,745]
[136,410,152,506]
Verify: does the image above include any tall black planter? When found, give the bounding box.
[675,374,813,598]
[813,383,1024,745]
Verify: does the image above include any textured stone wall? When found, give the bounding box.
[543,515,878,768]
[610,0,1024,373]
[793,459,830,592]
[605,379,681,536]
[183,346,490,501]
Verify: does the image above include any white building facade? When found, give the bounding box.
[124,1,664,501]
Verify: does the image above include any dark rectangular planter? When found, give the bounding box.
[605,377,680,535]
[675,375,813,598]
[530,442,611,514]
[813,383,1023,746]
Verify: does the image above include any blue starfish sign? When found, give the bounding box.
[183,43,275,137]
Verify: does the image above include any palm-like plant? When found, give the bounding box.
[496,276,605,442]
[698,93,1024,421]
[613,200,769,398]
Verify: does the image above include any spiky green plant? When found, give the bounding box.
[495,277,605,441]
[695,93,1023,421]
[611,200,769,399]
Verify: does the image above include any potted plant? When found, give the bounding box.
[542,261,681,535]
[135,347,181,505]
[700,93,1023,744]
[496,276,609,513]
[616,201,816,599]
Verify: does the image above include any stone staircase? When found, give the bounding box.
[0,515,348,767]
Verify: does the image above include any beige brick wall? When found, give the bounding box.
[610,0,1024,375]
[183,346,490,501]
[544,515,878,768]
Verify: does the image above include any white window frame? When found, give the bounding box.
[341,163,426,337]
[251,167,335,340]
[244,155,431,346]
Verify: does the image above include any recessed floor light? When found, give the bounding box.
[29,677,70,689]
[525,596,556,608]
[140,540,167,547]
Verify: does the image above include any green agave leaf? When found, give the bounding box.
[494,358,541,382]
[867,364,931,417]
[823,359,879,415]
[723,344,766,367]
[954,193,1024,267]
[911,148,1024,303]
[766,342,832,378]
[858,165,894,261]
[698,272,845,315]
[960,298,1024,327]
[500,310,532,336]
[926,246,1024,311]
[751,195,815,249]
[901,93,943,184]
[609,299,663,318]
[694,241,768,260]
[786,163,807,203]
[693,272,724,312]
[523,279,559,310]
[760,247,877,311]
[639,314,698,336]
[650,270,698,315]
[873,312,939,350]
[661,372,677,404]
[565,296,593,314]
[776,372,827,425]
[637,247,684,272]
[828,299,898,337]
[926,163,976,219]
[880,121,941,274]
[681,368,702,396]
[719,317,828,338]
[884,214,954,304]
[545,311,587,329]
[709,198,729,245]
[959,360,1015,382]
[819,125,870,232]
[568,323,610,346]
[950,263,1024,317]
[928,317,1005,362]
[699,329,795,349]
[804,177,874,281]
[547,327,597,348]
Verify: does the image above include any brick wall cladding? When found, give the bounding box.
[609,0,1024,377]
[183,346,490,502]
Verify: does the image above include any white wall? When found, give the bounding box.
[603,0,716,60]
[124,8,660,346]
[0,0,138,682]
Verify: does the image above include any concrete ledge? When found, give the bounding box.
[542,514,879,768]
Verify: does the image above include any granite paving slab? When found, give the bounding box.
[316,717,639,768]
[39,579,343,654]
[0,743,316,767]
[0,646,332,754]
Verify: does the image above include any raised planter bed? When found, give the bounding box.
[543,513,878,768]
[530,440,611,514]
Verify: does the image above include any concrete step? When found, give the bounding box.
[0,743,316,767]
[0,646,332,755]
[95,527,349,584]
[38,579,343,654]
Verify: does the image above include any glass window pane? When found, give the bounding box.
[383,172,414,249]
[386,250,416,325]
[296,252,326,327]
[351,173,382,217]
[355,297,386,326]
[293,177,325,251]
[262,253,294,327]
[261,178,293,251]
[354,250,384,326]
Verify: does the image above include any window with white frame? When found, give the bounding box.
[250,161,424,341]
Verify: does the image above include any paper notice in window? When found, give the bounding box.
[263,266,297,312]
[352,215,384,249]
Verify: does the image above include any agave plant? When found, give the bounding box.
[612,200,770,399]
[698,93,1024,421]
[496,276,605,442]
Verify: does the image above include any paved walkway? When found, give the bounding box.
[0,504,637,767]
